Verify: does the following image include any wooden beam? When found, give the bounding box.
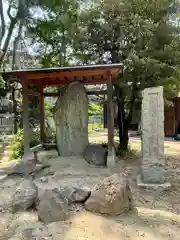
[43,92,59,97]
[40,88,45,144]
[87,90,107,95]
[28,90,40,96]
[107,74,115,167]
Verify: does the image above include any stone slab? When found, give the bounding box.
[140,86,165,183]
[55,82,88,157]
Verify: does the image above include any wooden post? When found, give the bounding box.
[107,74,115,167]
[22,81,34,161]
[40,87,45,145]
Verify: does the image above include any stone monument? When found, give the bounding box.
[137,86,171,189]
[55,82,89,157]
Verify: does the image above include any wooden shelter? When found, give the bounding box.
[2,63,122,166]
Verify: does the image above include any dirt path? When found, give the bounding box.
[0,135,180,239]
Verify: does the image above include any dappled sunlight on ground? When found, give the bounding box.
[63,208,180,240]
[0,134,180,238]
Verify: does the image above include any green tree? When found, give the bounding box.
[88,102,103,116]
[28,0,80,67]
[73,0,180,151]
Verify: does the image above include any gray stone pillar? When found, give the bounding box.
[137,86,170,189]
[55,82,88,157]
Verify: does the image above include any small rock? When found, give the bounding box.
[85,173,132,215]
[59,185,91,203]
[8,228,33,240]
[36,150,58,163]
[0,174,8,181]
[34,167,54,178]
[37,189,69,224]
[0,161,36,176]
[84,144,108,166]
[12,179,38,212]
[40,177,48,183]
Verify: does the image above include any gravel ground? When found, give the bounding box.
[0,137,180,239]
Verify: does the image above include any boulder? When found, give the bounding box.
[0,161,50,178]
[84,144,108,166]
[0,162,36,176]
[37,189,69,224]
[59,185,91,203]
[12,179,38,212]
[85,174,132,215]
[55,82,88,157]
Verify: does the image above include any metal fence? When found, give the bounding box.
[0,114,14,135]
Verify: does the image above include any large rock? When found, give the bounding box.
[0,162,36,176]
[55,82,88,157]
[37,189,69,224]
[0,161,50,178]
[12,179,38,212]
[59,185,91,203]
[84,144,108,166]
[85,174,132,215]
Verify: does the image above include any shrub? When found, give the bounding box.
[8,124,56,160]
[8,129,24,160]
[8,128,41,160]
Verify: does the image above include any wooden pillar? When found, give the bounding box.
[22,81,34,161]
[107,74,115,167]
[40,87,45,145]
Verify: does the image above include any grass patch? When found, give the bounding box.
[117,147,138,161]
[88,123,104,134]
[100,140,138,162]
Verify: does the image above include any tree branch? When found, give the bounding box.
[0,0,26,66]
[7,1,14,21]
[0,18,18,64]
[0,0,5,46]
[12,20,24,70]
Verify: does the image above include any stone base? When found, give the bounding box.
[137,174,171,190]
[23,151,35,162]
[140,164,165,184]
[107,147,116,167]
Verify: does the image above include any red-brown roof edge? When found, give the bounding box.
[1,63,123,76]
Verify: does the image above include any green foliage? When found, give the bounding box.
[88,103,103,116]
[8,129,24,160]
[28,0,80,67]
[0,74,8,98]
[44,99,53,117]
[8,128,41,160]
[88,123,103,134]
[23,0,180,151]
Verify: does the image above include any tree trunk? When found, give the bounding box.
[115,80,137,152]
[117,97,129,151]
[11,19,23,134]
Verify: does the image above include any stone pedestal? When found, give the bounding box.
[55,82,88,157]
[138,86,170,189]
[107,147,116,167]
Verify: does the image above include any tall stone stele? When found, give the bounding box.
[138,86,170,188]
[55,82,89,157]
